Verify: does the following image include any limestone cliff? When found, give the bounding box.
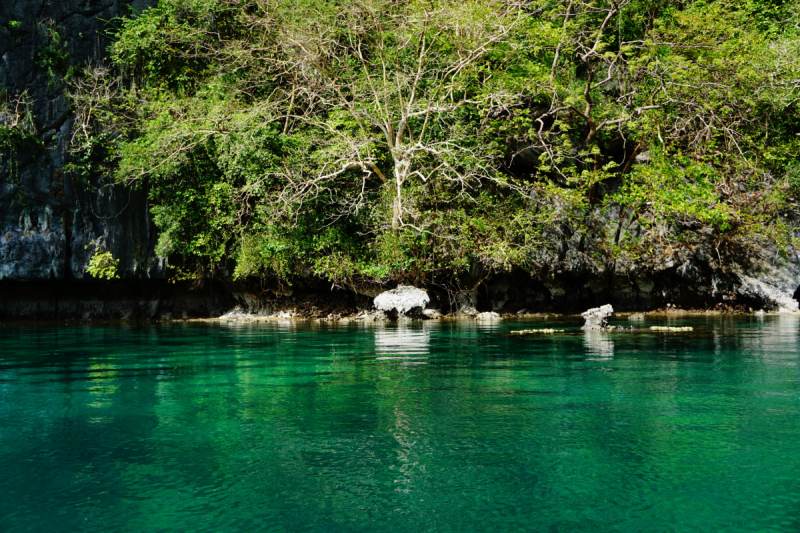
[479,208,800,315]
[0,0,160,282]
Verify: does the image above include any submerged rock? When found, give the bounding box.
[374,285,430,317]
[581,304,614,330]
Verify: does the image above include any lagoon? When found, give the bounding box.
[1,316,799,532]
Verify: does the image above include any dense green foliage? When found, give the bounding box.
[67,0,800,285]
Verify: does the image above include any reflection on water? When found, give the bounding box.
[374,323,430,360]
[741,313,799,356]
[583,330,615,358]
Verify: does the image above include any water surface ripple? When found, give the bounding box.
[1,315,799,532]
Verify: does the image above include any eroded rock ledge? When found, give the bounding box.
[2,272,798,322]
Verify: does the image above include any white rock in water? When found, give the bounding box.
[475,311,501,321]
[374,285,430,317]
[581,304,614,330]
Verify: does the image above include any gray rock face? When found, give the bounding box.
[0,0,161,282]
[374,285,430,317]
[736,275,799,313]
[581,304,614,330]
[477,206,800,315]
[455,289,479,316]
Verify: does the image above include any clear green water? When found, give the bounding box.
[2,316,800,532]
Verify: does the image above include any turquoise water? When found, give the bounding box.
[1,316,800,532]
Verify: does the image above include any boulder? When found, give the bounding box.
[374,285,430,317]
[475,311,501,321]
[581,304,614,330]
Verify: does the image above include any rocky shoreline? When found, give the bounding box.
[201,304,779,325]
[0,278,786,325]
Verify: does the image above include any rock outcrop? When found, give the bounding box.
[455,289,479,316]
[736,275,799,313]
[581,304,614,330]
[374,285,430,317]
[478,214,800,315]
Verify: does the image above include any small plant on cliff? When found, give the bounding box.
[86,245,119,280]
[35,20,73,87]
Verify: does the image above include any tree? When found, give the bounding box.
[262,0,529,231]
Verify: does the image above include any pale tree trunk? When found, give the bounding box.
[391,153,410,230]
